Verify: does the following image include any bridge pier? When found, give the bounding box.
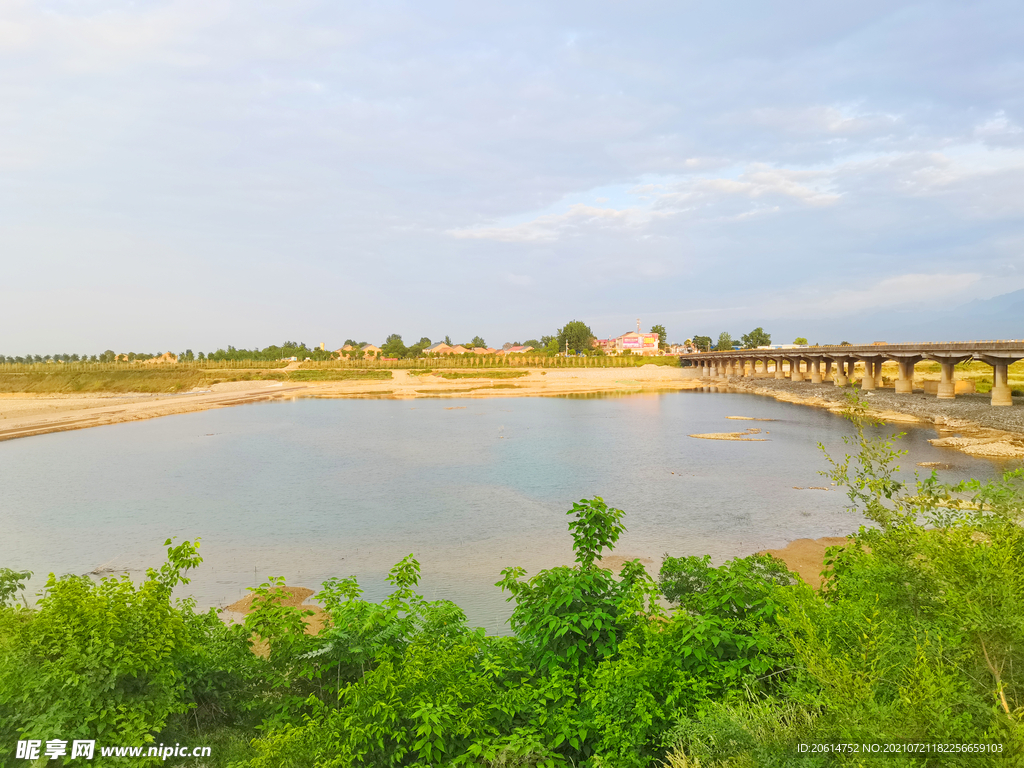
[925,353,971,399]
[977,354,1022,406]
[894,356,921,394]
[938,363,956,399]
[992,363,1011,406]
[774,357,785,379]
[860,360,877,390]
[823,359,833,382]
[810,358,822,383]
[834,359,849,386]
[790,358,804,382]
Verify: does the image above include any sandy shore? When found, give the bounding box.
[0,366,702,443]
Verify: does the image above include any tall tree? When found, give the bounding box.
[741,328,771,349]
[469,336,486,348]
[381,334,407,358]
[715,332,734,351]
[691,335,713,352]
[557,321,596,355]
[650,324,667,350]
[793,337,808,345]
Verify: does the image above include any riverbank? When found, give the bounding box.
[0,366,703,443]
[722,376,1024,459]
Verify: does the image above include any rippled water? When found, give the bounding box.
[0,392,1012,633]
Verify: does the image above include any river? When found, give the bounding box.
[0,391,1011,633]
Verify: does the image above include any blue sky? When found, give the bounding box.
[2,0,1023,351]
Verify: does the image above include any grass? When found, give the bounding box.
[284,370,392,381]
[0,368,391,393]
[0,370,212,394]
[436,370,529,379]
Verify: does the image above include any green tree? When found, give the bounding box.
[741,327,771,348]
[497,497,655,675]
[650,324,667,351]
[469,336,486,348]
[793,337,808,345]
[556,320,595,355]
[692,335,713,352]
[381,334,407,358]
[715,332,734,351]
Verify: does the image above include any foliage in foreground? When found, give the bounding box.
[1,412,1022,766]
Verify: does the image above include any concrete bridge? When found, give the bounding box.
[683,341,1024,407]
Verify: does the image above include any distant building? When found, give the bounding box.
[610,332,661,355]
[471,347,497,355]
[495,345,535,356]
[361,344,381,358]
[143,352,178,365]
[425,342,453,355]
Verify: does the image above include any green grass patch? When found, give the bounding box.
[414,387,478,394]
[285,370,392,381]
[437,370,529,379]
[0,370,212,394]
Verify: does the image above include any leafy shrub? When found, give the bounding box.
[0,539,202,754]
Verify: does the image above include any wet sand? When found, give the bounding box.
[760,536,851,589]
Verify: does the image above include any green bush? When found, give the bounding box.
[0,539,202,756]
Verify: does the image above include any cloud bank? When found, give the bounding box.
[1,0,1022,349]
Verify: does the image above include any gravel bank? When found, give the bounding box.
[718,377,1024,460]
[728,377,1024,432]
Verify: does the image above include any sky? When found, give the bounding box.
[2,0,1023,353]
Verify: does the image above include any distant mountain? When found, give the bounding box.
[773,289,1024,345]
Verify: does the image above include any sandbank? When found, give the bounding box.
[760,536,851,589]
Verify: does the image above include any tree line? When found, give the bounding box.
[2,321,678,367]
[689,328,821,352]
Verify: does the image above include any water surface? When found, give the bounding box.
[0,392,1010,633]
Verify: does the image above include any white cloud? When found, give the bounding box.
[449,203,650,243]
